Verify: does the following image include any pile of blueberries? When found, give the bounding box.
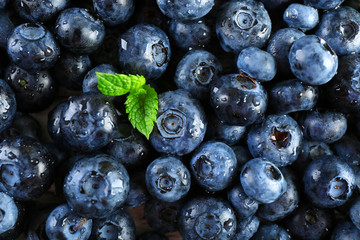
[1,0,360,239]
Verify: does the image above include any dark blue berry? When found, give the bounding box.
[283,4,319,32]
[82,64,118,93]
[304,0,344,10]
[93,0,134,26]
[227,183,259,219]
[333,133,360,166]
[252,223,291,240]
[330,221,360,240]
[234,215,259,240]
[0,11,14,48]
[0,79,16,134]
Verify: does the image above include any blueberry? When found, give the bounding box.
[118,23,171,80]
[144,198,183,233]
[227,183,259,219]
[257,168,299,221]
[303,155,356,208]
[82,64,118,93]
[169,18,212,51]
[7,22,60,73]
[59,92,119,153]
[0,192,25,240]
[14,0,70,23]
[89,210,136,240]
[333,133,360,166]
[209,73,268,126]
[330,221,360,240]
[266,28,305,76]
[63,154,130,218]
[350,197,360,230]
[216,0,271,53]
[288,35,338,85]
[149,89,207,156]
[298,110,347,143]
[283,4,319,32]
[156,0,214,21]
[5,63,56,113]
[54,8,105,54]
[267,79,319,114]
[47,101,71,150]
[123,171,150,209]
[178,197,237,240]
[303,0,344,10]
[0,11,14,48]
[240,158,287,204]
[190,141,238,192]
[93,0,134,26]
[252,223,291,240]
[247,114,303,167]
[145,156,191,202]
[174,49,222,100]
[234,215,259,240]
[45,204,92,240]
[316,6,360,56]
[0,0,7,9]
[0,79,16,134]
[236,47,277,82]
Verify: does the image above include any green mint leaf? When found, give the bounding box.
[96,72,146,96]
[125,84,158,139]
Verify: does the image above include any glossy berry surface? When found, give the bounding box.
[45,204,92,240]
[0,11,14,48]
[178,197,237,240]
[190,141,237,192]
[0,79,16,134]
[303,0,344,10]
[7,22,60,73]
[227,183,259,219]
[234,215,259,240]
[149,89,207,156]
[216,0,271,53]
[330,221,360,240]
[247,114,303,167]
[283,4,319,32]
[93,0,134,26]
[156,0,214,21]
[118,23,171,80]
[0,136,55,201]
[210,73,267,126]
[146,156,190,202]
[240,158,287,204]
[252,223,291,240]
[0,192,24,240]
[63,154,130,218]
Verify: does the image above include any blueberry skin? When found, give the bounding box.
[240,158,287,204]
[89,210,135,240]
[138,231,168,240]
[144,198,184,233]
[156,0,214,21]
[304,0,344,10]
[288,35,338,85]
[283,4,319,32]
[299,110,347,143]
[82,64,117,93]
[268,79,319,114]
[0,79,16,134]
[333,133,360,166]
[247,114,303,167]
[190,141,238,192]
[252,223,291,240]
[0,136,56,201]
[0,0,7,9]
[55,8,105,54]
[209,73,268,126]
[234,215,259,240]
[7,23,60,73]
[123,171,150,209]
[0,192,25,240]
[330,221,360,240]
[149,89,207,156]
[303,155,356,208]
[266,28,305,76]
[174,50,222,100]
[286,203,334,240]
[14,0,70,23]
[59,92,119,153]
[47,101,70,150]
[227,183,259,219]
[350,197,360,230]
[63,154,130,219]
[236,47,277,82]
[118,23,171,80]
[326,54,360,114]
[146,156,191,202]
[52,51,92,91]
[0,11,14,48]
[169,19,212,51]
[216,0,271,53]
[316,6,360,56]
[45,204,92,240]
[93,0,134,26]
[5,63,56,113]
[178,197,237,240]
[257,168,299,221]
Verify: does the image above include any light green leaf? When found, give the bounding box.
[96,72,146,96]
[125,85,158,139]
